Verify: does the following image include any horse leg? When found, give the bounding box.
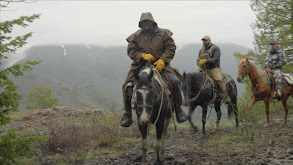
[139,125,148,165]
[141,138,147,165]
[228,94,239,128]
[188,104,198,132]
[234,104,239,128]
[281,95,289,125]
[155,119,165,164]
[214,102,221,130]
[160,117,170,161]
[264,98,270,125]
[202,105,208,135]
[248,96,256,120]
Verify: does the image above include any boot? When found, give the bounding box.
[175,104,187,123]
[120,107,133,127]
[218,80,231,103]
[274,89,281,97]
[121,91,133,127]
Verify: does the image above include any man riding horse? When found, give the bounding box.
[120,12,187,127]
[264,41,287,97]
[197,36,231,102]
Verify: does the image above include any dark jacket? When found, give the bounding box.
[197,43,221,69]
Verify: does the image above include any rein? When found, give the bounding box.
[152,71,177,131]
[186,71,209,104]
[238,60,251,79]
[239,60,270,94]
[135,68,176,131]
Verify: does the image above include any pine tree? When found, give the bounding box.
[0,12,49,164]
[250,0,293,70]
[0,14,41,126]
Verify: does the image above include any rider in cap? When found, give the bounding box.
[264,41,287,97]
[197,35,231,102]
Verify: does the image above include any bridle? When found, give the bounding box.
[136,87,154,108]
[184,73,209,104]
[238,60,251,79]
[238,60,269,94]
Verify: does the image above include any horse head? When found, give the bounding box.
[237,57,251,82]
[134,65,155,125]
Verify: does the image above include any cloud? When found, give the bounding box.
[1,1,255,48]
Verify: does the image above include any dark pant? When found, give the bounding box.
[161,70,183,105]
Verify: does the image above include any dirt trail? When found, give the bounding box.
[89,123,293,165]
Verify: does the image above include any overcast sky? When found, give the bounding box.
[1,1,255,49]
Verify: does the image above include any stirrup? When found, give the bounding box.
[274,90,281,97]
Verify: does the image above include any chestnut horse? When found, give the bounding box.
[237,57,293,125]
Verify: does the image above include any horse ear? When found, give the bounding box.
[246,56,249,61]
[134,69,140,80]
[240,56,243,60]
[183,72,186,78]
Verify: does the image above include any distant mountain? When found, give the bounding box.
[19,45,131,91]
[15,43,250,110]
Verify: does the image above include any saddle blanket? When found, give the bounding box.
[283,73,293,85]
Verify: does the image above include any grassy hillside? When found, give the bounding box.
[5,107,293,165]
[14,71,122,111]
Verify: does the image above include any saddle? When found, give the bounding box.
[267,70,292,98]
[283,73,293,85]
[267,71,292,87]
[200,71,233,104]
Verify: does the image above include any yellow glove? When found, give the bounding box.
[141,53,155,62]
[198,59,207,68]
[154,59,165,72]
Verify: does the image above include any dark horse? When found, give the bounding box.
[133,65,172,165]
[182,71,239,135]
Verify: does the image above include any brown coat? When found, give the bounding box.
[122,26,182,104]
[126,26,180,75]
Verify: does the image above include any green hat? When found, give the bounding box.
[139,12,157,28]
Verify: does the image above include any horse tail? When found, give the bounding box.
[227,78,238,119]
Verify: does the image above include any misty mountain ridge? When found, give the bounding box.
[13,43,250,110]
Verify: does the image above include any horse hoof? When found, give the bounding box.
[193,127,199,133]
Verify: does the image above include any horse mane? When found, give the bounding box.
[246,59,268,83]
[188,72,204,82]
